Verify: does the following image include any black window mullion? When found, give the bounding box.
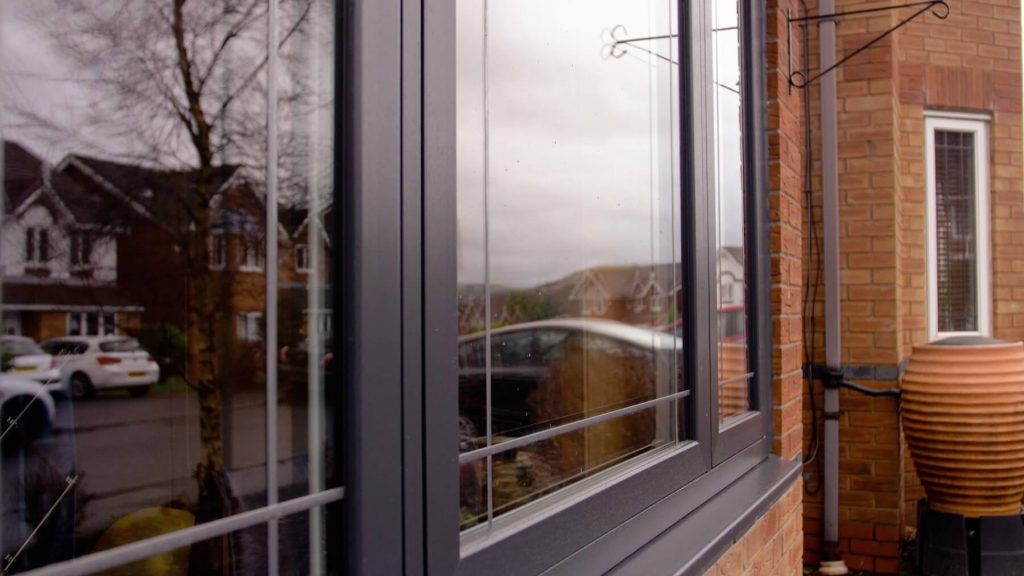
[710,0,770,465]
[341,0,406,574]
[692,0,716,467]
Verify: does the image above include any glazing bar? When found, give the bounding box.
[23,489,344,576]
[459,389,691,465]
[266,0,281,573]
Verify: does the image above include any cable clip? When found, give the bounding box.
[822,368,844,391]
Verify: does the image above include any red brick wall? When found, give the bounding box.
[708,0,808,569]
[799,0,1023,573]
[705,481,804,576]
[768,0,808,465]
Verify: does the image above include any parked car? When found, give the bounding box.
[41,336,160,399]
[0,336,62,393]
[0,374,56,448]
[457,319,683,527]
[278,337,335,394]
[457,318,681,442]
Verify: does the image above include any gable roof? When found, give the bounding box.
[3,141,45,215]
[61,155,242,225]
[282,201,335,247]
[721,246,745,266]
[48,171,116,226]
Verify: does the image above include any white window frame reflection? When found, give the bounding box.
[69,230,93,269]
[24,226,50,266]
[238,237,265,272]
[67,311,116,336]
[296,243,311,273]
[209,232,227,271]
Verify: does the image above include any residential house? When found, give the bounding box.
[457,248,743,335]
[1,141,142,341]
[53,154,275,361]
[280,201,334,344]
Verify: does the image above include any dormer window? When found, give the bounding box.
[25,227,50,265]
[69,231,93,267]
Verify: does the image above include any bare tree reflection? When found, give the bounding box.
[5,1,322,573]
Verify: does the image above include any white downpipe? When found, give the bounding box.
[817,0,848,573]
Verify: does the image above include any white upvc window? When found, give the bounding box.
[236,312,263,342]
[925,112,991,341]
[69,231,93,268]
[208,232,227,270]
[295,244,311,273]
[25,226,50,265]
[238,237,264,272]
[67,312,116,336]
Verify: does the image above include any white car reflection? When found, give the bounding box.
[41,336,161,399]
[457,318,681,442]
[0,336,62,393]
[0,374,56,447]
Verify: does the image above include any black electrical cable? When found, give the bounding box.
[841,380,901,398]
[798,0,825,496]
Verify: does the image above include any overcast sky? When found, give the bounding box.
[0,0,108,162]
[457,0,744,289]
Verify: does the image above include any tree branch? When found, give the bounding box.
[197,2,267,93]
[209,0,313,130]
[172,0,214,177]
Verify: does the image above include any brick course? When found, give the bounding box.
[705,481,805,576]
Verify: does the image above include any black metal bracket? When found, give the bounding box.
[803,363,902,398]
[821,367,844,391]
[786,0,949,92]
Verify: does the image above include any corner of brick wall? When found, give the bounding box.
[798,0,1024,574]
[705,480,805,576]
[701,1,808,573]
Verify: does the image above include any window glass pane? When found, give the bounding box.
[0,1,338,572]
[712,0,751,425]
[103,312,117,335]
[275,0,341,516]
[39,229,50,263]
[934,130,978,333]
[456,0,684,533]
[85,312,99,336]
[25,229,35,263]
[68,314,82,336]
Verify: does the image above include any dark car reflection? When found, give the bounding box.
[458,319,681,527]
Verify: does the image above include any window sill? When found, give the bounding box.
[542,450,801,576]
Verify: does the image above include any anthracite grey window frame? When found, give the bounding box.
[709,0,772,466]
[340,0,794,574]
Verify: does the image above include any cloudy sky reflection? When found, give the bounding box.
[457,0,743,289]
